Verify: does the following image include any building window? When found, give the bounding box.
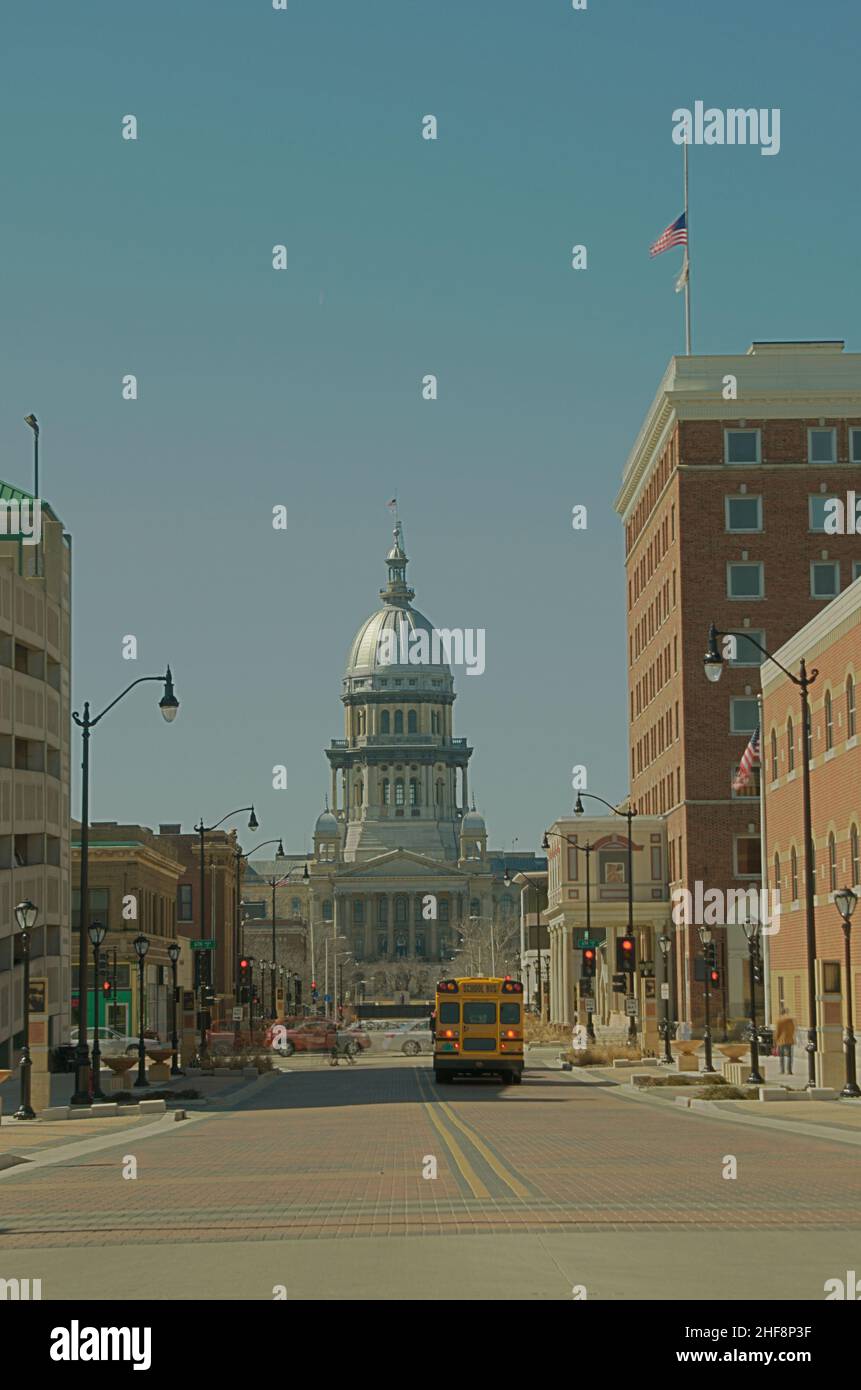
[808,427,836,464]
[72,887,110,931]
[353,934,364,961]
[809,495,834,532]
[415,931,426,958]
[851,825,860,886]
[790,847,799,902]
[770,728,778,781]
[567,845,578,880]
[847,675,856,738]
[291,897,301,914]
[724,428,761,465]
[854,561,861,582]
[725,496,762,532]
[469,898,481,918]
[380,710,390,734]
[734,835,761,878]
[394,778,405,806]
[650,846,662,879]
[825,690,833,750]
[828,833,838,892]
[177,885,193,921]
[732,763,760,798]
[395,896,408,925]
[787,716,795,771]
[730,698,759,734]
[407,709,417,733]
[850,428,861,463]
[811,561,839,599]
[394,710,404,734]
[409,778,418,805]
[727,562,764,599]
[353,898,364,925]
[728,630,765,666]
[377,933,388,957]
[382,778,390,804]
[322,899,333,922]
[773,852,780,893]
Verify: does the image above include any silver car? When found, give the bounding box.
[380,1020,434,1056]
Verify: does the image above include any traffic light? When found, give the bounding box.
[581,946,596,980]
[612,971,627,992]
[102,979,111,995]
[708,966,721,989]
[705,940,718,968]
[616,935,636,973]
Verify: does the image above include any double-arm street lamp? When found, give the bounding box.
[88,920,108,1099]
[658,933,674,1064]
[233,839,285,1004]
[13,899,38,1120]
[834,887,860,1099]
[72,669,179,1106]
[502,867,546,1016]
[167,941,183,1076]
[133,933,150,1088]
[265,862,309,1019]
[194,806,258,1057]
[704,623,819,1087]
[574,793,638,1042]
[542,829,598,1040]
[697,924,716,1074]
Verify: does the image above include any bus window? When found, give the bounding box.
[500,1003,520,1024]
[438,1003,459,1024]
[463,1002,497,1024]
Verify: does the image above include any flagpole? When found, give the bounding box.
[683,141,692,355]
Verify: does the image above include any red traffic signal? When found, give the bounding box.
[616,935,636,973]
[581,947,596,979]
[708,967,721,988]
[102,980,111,993]
[240,958,249,970]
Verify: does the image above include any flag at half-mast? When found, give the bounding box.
[733,725,761,793]
[650,211,687,258]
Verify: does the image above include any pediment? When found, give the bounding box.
[336,848,471,880]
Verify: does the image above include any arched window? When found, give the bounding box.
[829,833,837,892]
[382,778,390,805]
[852,825,860,886]
[380,710,390,734]
[787,716,795,772]
[322,899,333,922]
[773,852,780,894]
[469,898,481,918]
[407,709,417,733]
[790,846,798,902]
[395,778,405,806]
[825,690,833,750]
[394,710,404,734]
[409,778,418,805]
[770,728,778,782]
[848,675,857,738]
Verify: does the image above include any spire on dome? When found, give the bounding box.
[380,514,414,608]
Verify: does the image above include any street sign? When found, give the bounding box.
[323,993,332,1003]
[660,982,670,1000]
[581,996,595,1010]
[625,998,639,1017]
[232,1007,243,1021]
[192,939,216,951]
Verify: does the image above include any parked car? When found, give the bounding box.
[379,1020,434,1056]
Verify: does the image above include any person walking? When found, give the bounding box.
[775,1012,796,1075]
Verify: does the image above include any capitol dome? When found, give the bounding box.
[314,807,339,836]
[461,807,486,834]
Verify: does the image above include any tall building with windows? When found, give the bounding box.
[615,341,861,1028]
[253,523,542,1005]
[0,484,71,1067]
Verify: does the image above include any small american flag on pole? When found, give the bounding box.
[733,725,761,793]
[650,211,687,258]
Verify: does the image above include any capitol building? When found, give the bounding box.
[244,521,543,1004]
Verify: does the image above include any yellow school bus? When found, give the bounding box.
[433,976,524,1084]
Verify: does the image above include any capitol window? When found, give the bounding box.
[382,778,390,804]
[380,711,390,733]
[409,778,418,805]
[408,710,417,733]
[394,710,404,734]
[395,778,405,805]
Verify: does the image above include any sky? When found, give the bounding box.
[2,0,859,857]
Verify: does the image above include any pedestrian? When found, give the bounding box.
[775,1012,796,1075]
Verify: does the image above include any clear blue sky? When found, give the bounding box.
[2,0,858,855]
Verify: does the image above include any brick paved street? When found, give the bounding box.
[1,1057,859,1299]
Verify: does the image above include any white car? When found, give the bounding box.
[70,1027,164,1057]
[379,1020,434,1056]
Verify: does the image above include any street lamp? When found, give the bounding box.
[233,839,285,1003]
[133,934,150,1089]
[24,414,39,495]
[543,830,598,1041]
[704,622,819,1087]
[167,941,183,1076]
[697,924,716,1074]
[575,792,638,1042]
[72,669,178,1105]
[13,899,38,1120]
[503,867,546,1017]
[658,932,673,1064]
[195,805,259,1058]
[87,920,108,1099]
[834,887,859,1099]
[266,862,308,1020]
[741,912,765,1085]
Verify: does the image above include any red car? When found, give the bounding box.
[265,1019,371,1057]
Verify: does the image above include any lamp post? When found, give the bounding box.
[542,830,598,1040]
[167,941,182,1076]
[264,861,308,1020]
[705,623,819,1087]
[88,920,108,1100]
[233,840,285,1004]
[658,932,674,1064]
[503,868,546,1016]
[133,934,150,1088]
[697,924,715,1074]
[245,955,256,1031]
[24,414,39,495]
[834,887,860,1099]
[741,912,765,1085]
[194,805,258,1059]
[574,793,638,1042]
[72,669,178,1105]
[13,899,38,1120]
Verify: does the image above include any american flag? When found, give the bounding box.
[650,211,687,258]
[733,725,761,792]
[386,498,397,509]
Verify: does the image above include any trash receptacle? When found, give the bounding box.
[755,1026,774,1055]
[50,1044,77,1073]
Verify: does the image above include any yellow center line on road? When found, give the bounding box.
[415,1072,491,1201]
[413,1065,532,1202]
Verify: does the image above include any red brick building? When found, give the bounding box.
[615,341,861,1029]
[761,576,861,1084]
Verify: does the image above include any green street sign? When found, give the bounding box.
[192,939,216,951]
